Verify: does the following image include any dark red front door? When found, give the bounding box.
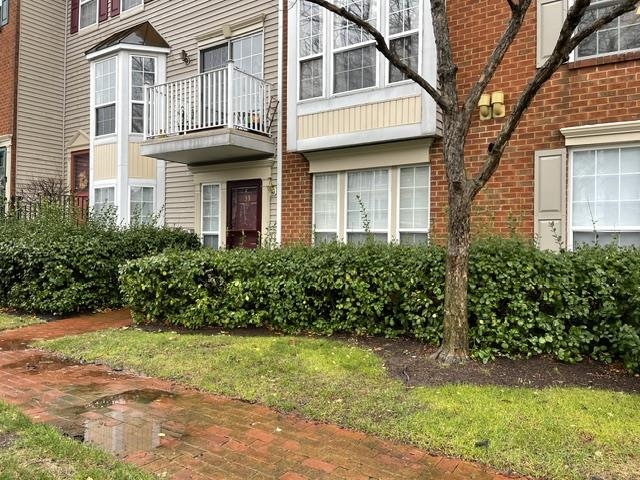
[226,179,262,249]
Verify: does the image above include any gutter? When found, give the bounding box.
[275,0,284,245]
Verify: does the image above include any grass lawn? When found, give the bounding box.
[0,401,153,480]
[40,330,640,480]
[0,313,44,331]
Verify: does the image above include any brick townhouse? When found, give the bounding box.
[0,0,65,204]
[282,0,640,250]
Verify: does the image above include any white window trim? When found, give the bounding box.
[344,168,391,242]
[201,183,221,248]
[296,0,424,102]
[567,144,640,249]
[129,55,156,135]
[570,0,640,62]
[311,163,431,244]
[198,30,265,79]
[386,0,422,85]
[79,0,98,31]
[128,184,156,224]
[397,165,430,239]
[94,56,117,138]
[312,173,340,242]
[92,184,116,213]
[298,2,326,101]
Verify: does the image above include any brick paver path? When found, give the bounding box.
[0,311,519,480]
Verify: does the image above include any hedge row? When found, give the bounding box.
[0,206,200,315]
[120,239,640,372]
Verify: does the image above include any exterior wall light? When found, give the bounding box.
[478,93,492,120]
[478,91,506,120]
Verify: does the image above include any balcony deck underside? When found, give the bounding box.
[139,128,275,165]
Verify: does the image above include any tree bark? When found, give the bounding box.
[432,155,472,364]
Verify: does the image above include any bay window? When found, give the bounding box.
[312,165,429,244]
[95,57,116,136]
[202,184,221,249]
[572,146,640,246]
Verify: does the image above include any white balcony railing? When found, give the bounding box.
[144,62,272,139]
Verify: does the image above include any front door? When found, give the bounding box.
[226,179,262,249]
[71,151,90,216]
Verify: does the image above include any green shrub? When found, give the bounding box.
[120,238,640,372]
[0,204,200,315]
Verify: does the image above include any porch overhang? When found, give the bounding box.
[139,128,275,165]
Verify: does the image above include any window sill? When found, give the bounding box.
[79,23,99,35]
[567,50,640,70]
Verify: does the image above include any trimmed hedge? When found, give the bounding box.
[0,206,200,315]
[120,238,640,372]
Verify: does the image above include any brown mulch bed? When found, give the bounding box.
[140,324,640,394]
[342,335,640,394]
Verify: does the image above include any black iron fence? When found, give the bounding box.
[1,194,90,222]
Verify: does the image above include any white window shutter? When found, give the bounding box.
[534,149,567,251]
[536,0,568,68]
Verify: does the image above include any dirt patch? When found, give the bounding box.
[0,433,18,448]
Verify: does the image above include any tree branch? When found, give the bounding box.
[468,0,638,199]
[459,0,533,138]
[506,0,518,14]
[304,0,451,112]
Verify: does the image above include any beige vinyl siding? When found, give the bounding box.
[64,0,280,231]
[128,143,157,179]
[297,96,422,140]
[14,0,66,190]
[94,143,117,180]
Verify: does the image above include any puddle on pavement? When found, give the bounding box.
[2,354,76,374]
[51,388,182,456]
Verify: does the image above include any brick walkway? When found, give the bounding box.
[0,311,519,480]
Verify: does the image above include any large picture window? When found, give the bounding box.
[576,0,640,59]
[131,56,155,133]
[202,184,221,249]
[79,0,97,29]
[572,146,640,246]
[95,57,116,136]
[312,165,429,244]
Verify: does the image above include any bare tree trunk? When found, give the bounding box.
[432,167,472,364]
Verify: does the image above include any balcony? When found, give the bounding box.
[140,63,275,165]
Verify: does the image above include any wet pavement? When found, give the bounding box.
[0,311,519,480]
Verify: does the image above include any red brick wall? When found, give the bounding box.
[281,1,640,244]
[0,0,20,196]
[430,0,640,241]
[281,0,313,245]
[0,0,19,137]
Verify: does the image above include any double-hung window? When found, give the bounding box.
[313,174,338,242]
[122,0,143,12]
[346,169,389,243]
[572,146,640,246]
[130,186,154,223]
[388,0,419,83]
[201,184,221,249]
[576,0,640,59]
[299,1,324,100]
[333,0,377,94]
[79,0,97,29]
[131,56,155,134]
[95,57,116,136]
[94,187,115,215]
[398,165,429,243]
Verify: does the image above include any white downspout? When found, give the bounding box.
[275,0,284,245]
